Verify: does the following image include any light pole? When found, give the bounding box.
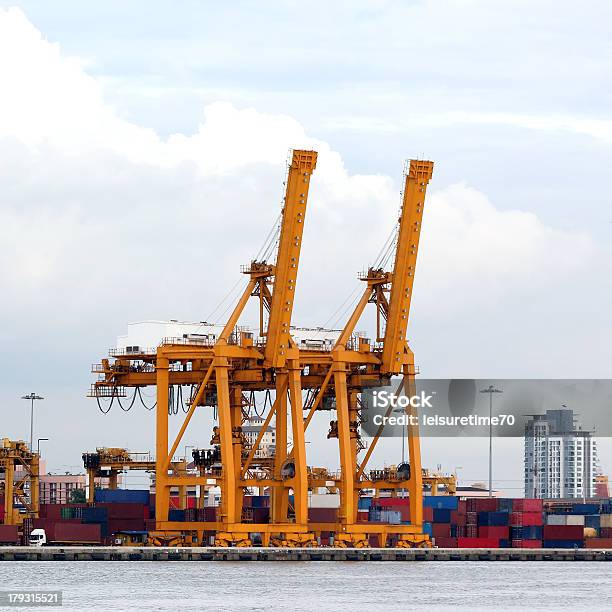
[37,438,49,457]
[21,393,44,451]
[480,385,503,498]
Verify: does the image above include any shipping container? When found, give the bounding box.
[510,526,543,540]
[358,497,373,511]
[53,523,101,544]
[585,538,612,548]
[82,507,108,523]
[585,515,600,529]
[568,504,599,515]
[546,515,584,526]
[423,496,458,510]
[542,540,583,549]
[423,522,433,537]
[309,494,340,508]
[510,512,542,527]
[94,489,150,504]
[432,509,452,523]
[308,508,337,523]
[478,526,509,539]
[434,537,457,548]
[0,525,19,544]
[432,523,451,538]
[478,511,509,526]
[107,519,145,534]
[168,509,185,522]
[423,506,434,522]
[466,498,498,512]
[543,525,584,540]
[599,515,612,529]
[511,539,542,548]
[457,537,500,548]
[466,511,478,526]
[512,499,543,512]
[98,503,147,519]
[599,527,612,538]
[450,510,467,526]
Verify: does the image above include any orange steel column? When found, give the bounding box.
[333,362,355,525]
[155,354,170,525]
[272,373,288,522]
[404,358,423,530]
[215,360,236,525]
[287,360,308,526]
[230,386,244,522]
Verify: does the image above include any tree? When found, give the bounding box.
[69,488,86,503]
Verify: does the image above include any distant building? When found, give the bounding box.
[242,417,276,458]
[595,474,610,498]
[524,408,598,499]
[39,472,123,504]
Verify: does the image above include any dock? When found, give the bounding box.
[0,546,610,561]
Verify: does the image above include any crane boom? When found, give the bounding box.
[264,149,317,368]
[380,159,433,374]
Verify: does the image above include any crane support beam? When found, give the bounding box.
[264,150,318,368]
[380,160,433,375]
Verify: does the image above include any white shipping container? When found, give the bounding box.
[600,514,612,528]
[309,493,341,508]
[546,514,585,526]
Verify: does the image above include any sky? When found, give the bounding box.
[0,1,610,494]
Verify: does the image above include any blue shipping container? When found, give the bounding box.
[168,509,185,522]
[358,497,373,510]
[478,511,509,526]
[82,507,108,523]
[423,496,458,510]
[94,489,150,504]
[497,499,514,513]
[433,509,452,523]
[543,540,583,549]
[510,526,543,540]
[585,515,601,529]
[569,504,599,515]
[423,522,433,537]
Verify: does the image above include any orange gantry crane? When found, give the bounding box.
[90,153,435,547]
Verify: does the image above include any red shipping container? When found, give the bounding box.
[458,499,467,514]
[466,511,478,525]
[422,506,433,522]
[145,519,156,531]
[375,497,410,507]
[600,528,612,538]
[432,523,451,538]
[543,525,584,540]
[357,511,369,523]
[0,525,19,544]
[457,537,500,548]
[435,537,458,548]
[467,498,498,512]
[451,511,467,526]
[53,523,101,543]
[98,503,147,519]
[511,539,542,548]
[40,504,62,520]
[455,526,466,538]
[510,512,542,527]
[466,525,478,537]
[479,526,509,539]
[513,499,543,512]
[585,538,612,548]
[107,519,145,534]
[308,508,337,523]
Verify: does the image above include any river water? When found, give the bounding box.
[1,561,610,611]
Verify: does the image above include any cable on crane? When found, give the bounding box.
[96,391,115,414]
[137,387,157,411]
[117,387,139,412]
